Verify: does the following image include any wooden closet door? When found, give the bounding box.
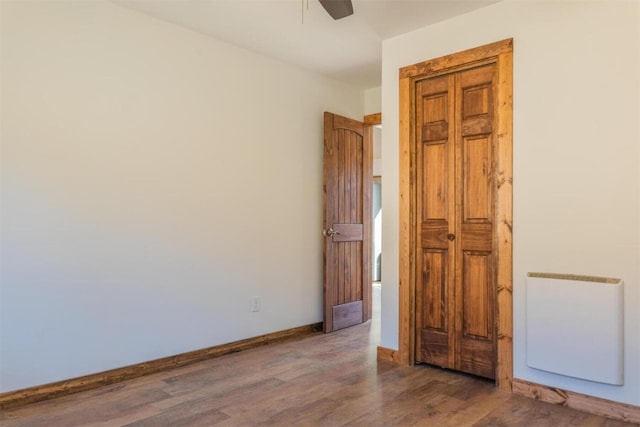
[415,63,497,379]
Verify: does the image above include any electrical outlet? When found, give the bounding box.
[251,296,261,312]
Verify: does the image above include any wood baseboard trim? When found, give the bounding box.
[376,346,400,363]
[512,378,640,423]
[0,322,323,411]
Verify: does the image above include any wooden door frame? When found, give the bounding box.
[363,113,380,320]
[364,113,381,320]
[398,39,513,390]
[364,112,381,294]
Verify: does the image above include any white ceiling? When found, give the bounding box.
[114,0,499,89]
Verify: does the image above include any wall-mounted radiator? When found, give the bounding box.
[526,272,624,386]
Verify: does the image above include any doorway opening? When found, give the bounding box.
[322,112,381,334]
[372,175,382,323]
[372,129,382,331]
[372,125,382,284]
[367,115,382,338]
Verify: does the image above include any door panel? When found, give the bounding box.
[420,250,447,331]
[415,74,456,367]
[332,300,363,331]
[418,249,449,367]
[330,224,363,242]
[456,65,496,379]
[462,252,491,338]
[416,63,497,379]
[463,137,491,220]
[423,144,447,220]
[323,112,372,333]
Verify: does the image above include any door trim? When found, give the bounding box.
[363,113,380,319]
[364,113,381,126]
[398,39,513,390]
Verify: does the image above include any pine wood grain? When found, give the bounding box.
[398,74,415,367]
[363,113,381,125]
[398,39,513,390]
[399,39,513,79]
[513,378,640,424]
[495,45,514,391]
[376,346,400,363]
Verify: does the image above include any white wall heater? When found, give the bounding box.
[526,272,624,386]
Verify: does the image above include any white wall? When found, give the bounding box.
[0,1,364,392]
[364,86,381,116]
[381,0,639,405]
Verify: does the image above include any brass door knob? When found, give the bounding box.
[323,228,339,237]
[447,233,456,241]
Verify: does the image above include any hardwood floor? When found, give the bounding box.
[1,285,636,426]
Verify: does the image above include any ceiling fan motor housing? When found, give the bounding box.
[319,0,354,20]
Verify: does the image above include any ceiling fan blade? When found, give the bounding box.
[318,0,354,20]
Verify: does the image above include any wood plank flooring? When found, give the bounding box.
[1,285,637,426]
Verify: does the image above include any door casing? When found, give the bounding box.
[398,39,513,390]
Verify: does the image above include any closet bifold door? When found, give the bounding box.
[415,63,497,380]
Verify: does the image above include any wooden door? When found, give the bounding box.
[323,112,372,333]
[415,64,497,379]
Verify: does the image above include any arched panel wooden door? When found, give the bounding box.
[322,112,372,333]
